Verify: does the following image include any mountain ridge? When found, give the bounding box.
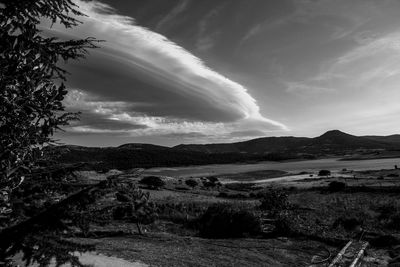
[173,130,400,154]
[48,130,400,170]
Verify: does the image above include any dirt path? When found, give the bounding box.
[13,252,149,267]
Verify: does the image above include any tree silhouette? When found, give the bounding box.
[0,0,96,217]
[0,1,98,265]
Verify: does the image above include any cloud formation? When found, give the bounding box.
[49,0,286,143]
[51,0,400,146]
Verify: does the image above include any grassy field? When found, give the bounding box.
[71,234,337,267]
[67,166,400,266]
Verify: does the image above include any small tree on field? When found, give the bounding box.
[139,176,165,189]
[328,181,346,192]
[259,187,289,216]
[113,182,157,234]
[318,170,331,176]
[185,179,198,188]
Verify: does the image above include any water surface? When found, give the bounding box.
[144,157,400,178]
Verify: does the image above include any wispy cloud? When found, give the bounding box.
[335,32,400,65]
[48,0,287,140]
[64,89,283,140]
[195,4,225,51]
[155,0,191,31]
[285,81,334,95]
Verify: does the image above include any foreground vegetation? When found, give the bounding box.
[37,166,397,266]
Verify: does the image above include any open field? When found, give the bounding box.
[60,158,400,266]
[71,234,338,267]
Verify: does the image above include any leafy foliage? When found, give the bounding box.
[197,204,261,238]
[328,181,346,192]
[113,181,157,234]
[185,179,198,188]
[139,176,165,189]
[318,170,331,176]
[0,0,96,213]
[258,187,289,216]
[0,0,100,265]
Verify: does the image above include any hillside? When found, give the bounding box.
[45,144,265,170]
[364,134,400,144]
[174,130,399,154]
[48,130,400,170]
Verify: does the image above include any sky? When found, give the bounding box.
[50,0,400,147]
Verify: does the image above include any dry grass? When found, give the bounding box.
[288,190,400,239]
[72,233,336,267]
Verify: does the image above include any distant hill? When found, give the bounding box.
[174,130,400,154]
[363,135,400,144]
[45,143,264,171]
[174,136,310,154]
[47,130,400,170]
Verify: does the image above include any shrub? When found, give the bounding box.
[332,217,362,231]
[376,205,400,230]
[370,235,399,247]
[218,192,228,198]
[386,213,400,230]
[318,170,331,176]
[224,183,255,192]
[387,173,399,178]
[375,204,397,221]
[217,192,248,199]
[175,186,190,191]
[185,179,198,188]
[202,181,215,188]
[258,187,289,216]
[207,176,219,183]
[113,185,157,234]
[197,204,261,238]
[328,181,346,192]
[139,176,165,189]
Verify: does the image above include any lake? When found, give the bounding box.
[144,157,400,178]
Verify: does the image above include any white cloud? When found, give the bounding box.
[155,0,191,31]
[50,0,286,139]
[335,32,400,65]
[65,89,286,140]
[285,81,334,95]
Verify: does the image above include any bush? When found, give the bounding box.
[318,170,331,176]
[258,187,289,216]
[197,204,261,238]
[376,205,400,230]
[202,181,215,188]
[375,204,397,221]
[185,179,198,188]
[139,176,165,189]
[328,181,346,192]
[386,213,400,230]
[175,186,190,191]
[332,217,362,231]
[224,183,255,192]
[207,176,219,183]
[217,192,248,199]
[218,192,228,198]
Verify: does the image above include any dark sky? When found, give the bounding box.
[50,0,400,146]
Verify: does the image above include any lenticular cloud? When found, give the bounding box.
[51,0,287,136]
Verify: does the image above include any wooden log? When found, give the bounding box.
[328,240,352,267]
[349,242,368,267]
